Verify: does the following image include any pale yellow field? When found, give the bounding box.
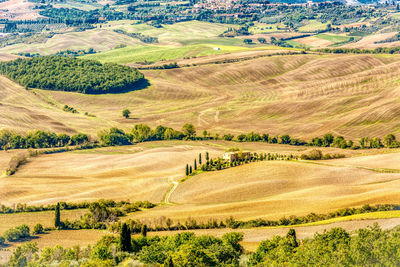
[295,36,333,47]
[0,209,86,235]
[0,55,400,141]
[126,154,400,222]
[343,32,400,49]
[0,29,143,56]
[0,142,222,205]
[0,0,40,21]
[2,53,400,140]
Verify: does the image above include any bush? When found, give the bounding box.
[33,224,44,234]
[4,225,30,242]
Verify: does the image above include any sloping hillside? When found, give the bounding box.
[1,53,400,139]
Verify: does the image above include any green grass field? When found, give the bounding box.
[105,21,237,45]
[83,44,251,64]
[298,20,330,32]
[294,210,400,228]
[315,33,352,44]
[54,0,103,11]
[285,39,310,48]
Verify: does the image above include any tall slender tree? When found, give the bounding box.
[120,223,132,252]
[189,166,192,174]
[141,224,147,237]
[199,153,202,165]
[54,203,61,229]
[185,164,189,176]
[206,152,209,161]
[194,159,197,170]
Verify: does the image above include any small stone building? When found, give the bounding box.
[222,151,251,162]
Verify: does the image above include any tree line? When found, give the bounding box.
[0,198,153,215]
[316,47,400,54]
[0,129,89,150]
[7,223,400,266]
[109,204,399,233]
[0,56,144,94]
[1,125,399,153]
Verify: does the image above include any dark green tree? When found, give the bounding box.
[182,124,196,139]
[286,228,298,248]
[120,223,132,252]
[122,109,131,119]
[189,166,192,174]
[185,164,189,176]
[194,159,197,170]
[206,152,209,161]
[141,224,147,237]
[54,203,61,229]
[199,153,202,165]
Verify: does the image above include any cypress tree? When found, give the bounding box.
[141,224,147,237]
[189,166,192,174]
[206,152,209,161]
[194,159,197,170]
[54,202,61,229]
[286,228,298,248]
[120,223,132,252]
[199,153,202,165]
[185,164,189,176]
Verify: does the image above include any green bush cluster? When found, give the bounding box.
[59,200,155,231]
[0,129,88,151]
[317,47,400,54]
[0,56,144,94]
[63,105,78,113]
[10,224,400,266]
[300,149,345,160]
[249,224,400,266]
[0,199,153,214]
[3,225,30,242]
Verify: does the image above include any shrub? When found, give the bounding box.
[4,225,30,242]
[33,224,44,234]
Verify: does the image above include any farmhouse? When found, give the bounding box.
[223,151,251,162]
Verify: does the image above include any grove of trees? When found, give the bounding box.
[6,224,400,266]
[0,56,145,94]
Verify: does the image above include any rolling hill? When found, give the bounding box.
[1,53,400,140]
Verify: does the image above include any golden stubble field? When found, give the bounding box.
[1,142,400,255]
[1,139,400,221]
[1,53,400,140]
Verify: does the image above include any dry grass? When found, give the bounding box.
[295,36,333,47]
[343,32,399,49]
[126,150,400,222]
[2,53,400,139]
[0,0,41,21]
[0,29,143,56]
[0,209,86,235]
[0,142,222,205]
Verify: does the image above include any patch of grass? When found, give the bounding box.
[285,40,310,49]
[54,0,103,11]
[107,21,236,45]
[315,33,351,44]
[82,44,250,64]
[293,210,400,227]
[298,20,329,32]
